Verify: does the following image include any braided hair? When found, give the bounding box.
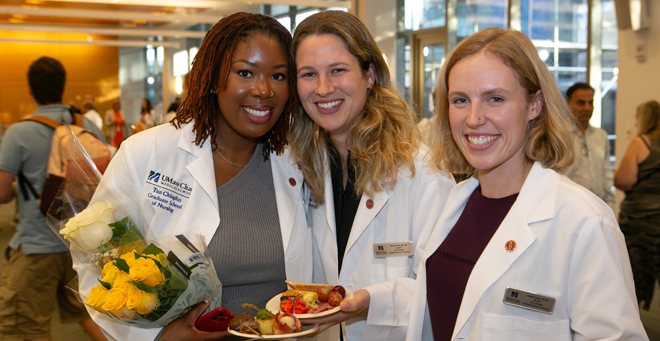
[174,12,295,160]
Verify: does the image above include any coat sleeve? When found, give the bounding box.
[72,140,163,341]
[361,170,455,341]
[568,215,648,340]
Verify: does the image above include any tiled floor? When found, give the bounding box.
[1,199,659,340]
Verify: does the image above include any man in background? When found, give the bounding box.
[0,56,106,341]
[559,82,615,208]
[83,101,104,131]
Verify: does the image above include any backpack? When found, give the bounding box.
[17,109,111,216]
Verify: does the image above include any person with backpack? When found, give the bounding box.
[0,56,107,341]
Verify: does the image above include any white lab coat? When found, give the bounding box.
[309,145,455,341]
[366,162,648,341]
[73,122,313,341]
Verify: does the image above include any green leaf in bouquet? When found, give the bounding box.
[118,225,145,245]
[98,279,112,290]
[114,258,130,273]
[111,227,126,238]
[130,281,162,293]
[142,243,165,256]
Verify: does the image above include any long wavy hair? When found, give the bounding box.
[429,27,575,174]
[174,12,296,160]
[289,11,420,205]
[637,100,660,138]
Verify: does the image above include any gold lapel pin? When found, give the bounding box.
[505,240,517,252]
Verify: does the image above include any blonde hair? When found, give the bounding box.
[429,27,575,174]
[637,100,660,138]
[290,11,420,205]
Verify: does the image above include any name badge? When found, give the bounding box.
[373,242,413,258]
[503,287,556,315]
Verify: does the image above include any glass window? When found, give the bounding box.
[557,49,586,67]
[396,36,411,101]
[557,71,586,95]
[522,0,587,43]
[271,5,291,16]
[537,48,554,66]
[456,0,507,40]
[404,0,446,31]
[422,43,445,118]
[601,0,617,138]
[277,16,292,33]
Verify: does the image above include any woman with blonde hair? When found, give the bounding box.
[615,100,660,311]
[363,27,646,340]
[289,10,454,340]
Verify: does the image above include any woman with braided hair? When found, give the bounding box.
[76,13,312,340]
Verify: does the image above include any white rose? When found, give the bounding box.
[60,201,117,252]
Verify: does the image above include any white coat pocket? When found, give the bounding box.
[482,313,570,341]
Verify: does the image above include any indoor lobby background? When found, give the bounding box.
[1,0,659,339]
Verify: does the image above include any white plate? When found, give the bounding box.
[228,324,319,339]
[265,289,354,319]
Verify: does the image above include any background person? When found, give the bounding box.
[289,11,454,340]
[559,82,615,208]
[82,101,104,131]
[615,100,660,311]
[77,13,311,341]
[0,56,106,341]
[139,98,155,128]
[365,27,646,340]
[104,100,127,148]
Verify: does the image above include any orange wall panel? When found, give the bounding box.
[0,31,119,129]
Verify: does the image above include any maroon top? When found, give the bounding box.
[426,186,518,341]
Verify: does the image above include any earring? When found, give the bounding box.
[210,88,217,95]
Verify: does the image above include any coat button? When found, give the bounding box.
[289,178,296,186]
[366,199,374,209]
[505,240,517,252]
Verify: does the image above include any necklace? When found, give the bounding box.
[214,147,247,167]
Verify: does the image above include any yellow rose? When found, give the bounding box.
[109,306,137,320]
[102,287,127,311]
[126,285,159,315]
[112,271,130,288]
[86,285,109,310]
[120,251,138,267]
[101,262,121,285]
[145,253,168,267]
[60,201,116,251]
[129,257,164,287]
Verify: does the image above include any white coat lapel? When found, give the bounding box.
[451,163,556,339]
[271,150,304,254]
[177,126,219,243]
[451,206,537,339]
[344,190,389,256]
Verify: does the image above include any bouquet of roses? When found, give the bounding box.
[46,127,221,327]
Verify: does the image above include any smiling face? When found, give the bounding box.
[216,34,289,144]
[448,51,542,178]
[296,34,375,142]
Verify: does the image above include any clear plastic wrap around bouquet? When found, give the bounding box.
[46,127,222,328]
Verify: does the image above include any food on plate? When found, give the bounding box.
[332,285,346,298]
[230,303,302,336]
[285,280,333,292]
[280,281,346,314]
[228,313,260,335]
[317,286,332,302]
[327,291,342,307]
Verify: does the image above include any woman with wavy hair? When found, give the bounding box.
[289,10,454,340]
[365,27,646,340]
[78,13,312,341]
[615,100,660,311]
